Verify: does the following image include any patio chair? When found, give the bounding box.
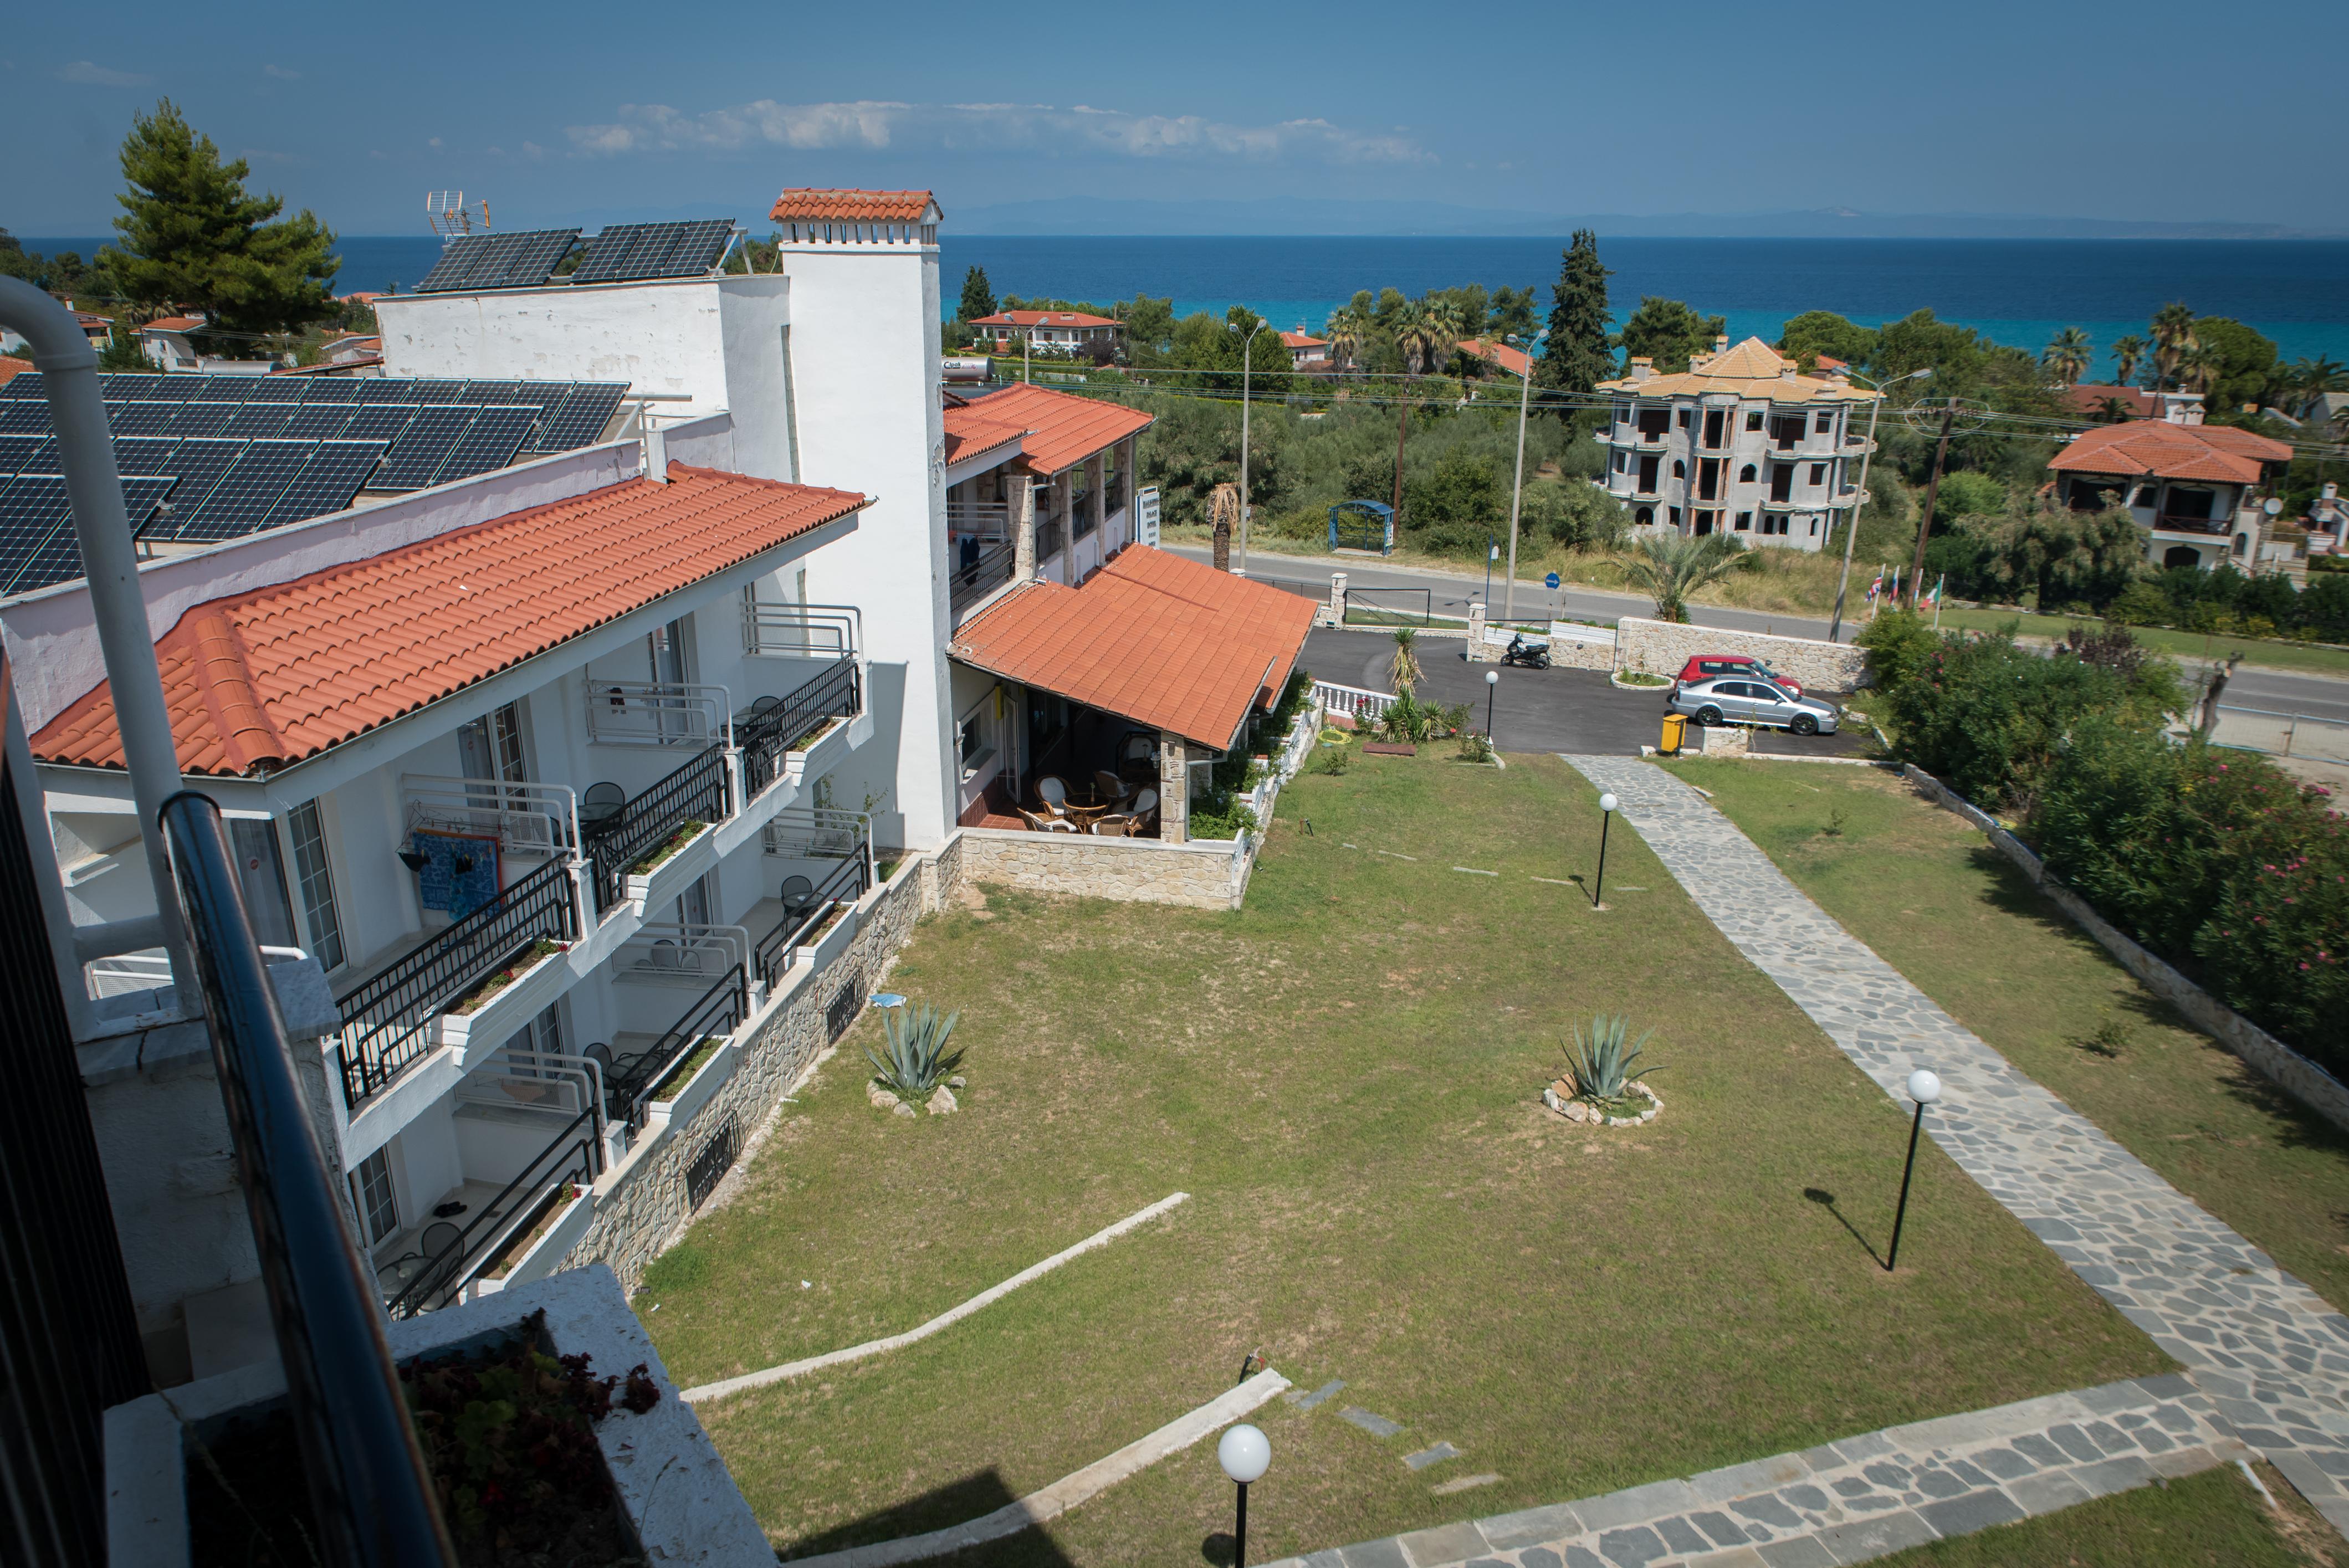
[1127,788,1158,833]
[1036,775,1072,816]
[1017,806,1079,834]
[1116,731,1159,781]
[416,1221,465,1292]
[581,782,626,834]
[780,875,817,921]
[1088,812,1134,836]
[1093,770,1133,805]
[649,938,679,971]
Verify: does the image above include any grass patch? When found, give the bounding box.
[1665,757,2349,1313]
[646,752,2161,1564]
[1875,1460,2338,1566]
[1929,604,2349,679]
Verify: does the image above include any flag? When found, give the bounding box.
[1927,574,1944,607]
[1866,568,1883,603]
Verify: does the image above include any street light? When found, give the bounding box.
[1227,316,1270,577]
[1484,668,1498,744]
[1886,1068,1941,1272]
[1219,1423,1271,1567]
[1828,366,1932,644]
[1594,791,1619,908]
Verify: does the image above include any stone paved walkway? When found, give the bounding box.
[1262,1375,2244,1568]
[1556,757,2349,1536]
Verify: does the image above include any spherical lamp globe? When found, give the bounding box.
[1907,1069,1942,1105]
[1219,1423,1271,1486]
[1599,792,1619,814]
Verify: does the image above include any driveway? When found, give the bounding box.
[1302,628,1874,758]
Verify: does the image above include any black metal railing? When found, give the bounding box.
[684,1115,741,1212]
[584,745,731,913]
[608,964,748,1135]
[754,851,871,992]
[158,793,457,1561]
[951,541,1017,613]
[383,1105,601,1320]
[1073,496,1098,539]
[1037,516,1065,561]
[826,971,866,1042]
[738,658,862,800]
[336,856,580,1109]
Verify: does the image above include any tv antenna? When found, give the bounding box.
[425,192,491,240]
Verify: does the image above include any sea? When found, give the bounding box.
[28,233,2349,382]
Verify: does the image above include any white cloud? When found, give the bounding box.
[264,64,301,80]
[564,99,1430,167]
[57,60,150,87]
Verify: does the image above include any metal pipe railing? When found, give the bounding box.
[0,278,196,999]
[157,791,455,1566]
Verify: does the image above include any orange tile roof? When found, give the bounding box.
[0,356,29,388]
[2058,385,2158,419]
[32,464,867,778]
[2048,419,2291,485]
[1281,331,1327,350]
[950,545,1316,751]
[941,403,1030,465]
[1457,337,1532,378]
[960,382,1153,476]
[770,188,939,223]
[972,310,1119,330]
[140,316,204,334]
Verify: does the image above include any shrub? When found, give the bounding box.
[866,1001,964,1104]
[1887,629,2122,807]
[1562,1013,1661,1102]
[1854,609,1942,696]
[1188,799,1260,840]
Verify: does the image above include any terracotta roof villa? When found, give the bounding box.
[2046,418,2292,572]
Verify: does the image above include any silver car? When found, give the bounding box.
[1670,675,1840,736]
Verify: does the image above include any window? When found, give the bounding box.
[1671,460,1685,480]
[1735,511,1752,531]
[1668,506,1682,527]
[459,703,528,786]
[1739,464,1756,483]
[1814,411,1833,433]
[1746,411,1763,431]
[1703,408,1724,447]
[352,1147,398,1246]
[1810,519,1820,536]
[1676,409,1692,428]
[1634,506,1654,526]
[1809,463,1826,486]
[286,800,345,972]
[1611,450,1625,474]
[230,819,298,950]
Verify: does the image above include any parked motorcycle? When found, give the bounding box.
[1501,633,1552,670]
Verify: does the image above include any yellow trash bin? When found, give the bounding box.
[1661,713,1687,755]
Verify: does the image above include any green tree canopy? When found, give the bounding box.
[1539,229,1614,397]
[1615,296,1724,375]
[1869,309,1985,389]
[957,265,996,322]
[1777,310,1878,371]
[2187,316,2279,415]
[110,99,337,337]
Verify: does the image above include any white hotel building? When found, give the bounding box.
[1594,336,1879,552]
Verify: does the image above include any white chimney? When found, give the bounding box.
[642,420,668,483]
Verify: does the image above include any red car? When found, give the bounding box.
[1671,655,1804,700]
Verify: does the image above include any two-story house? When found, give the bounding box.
[1594,337,1878,552]
[2046,411,2293,572]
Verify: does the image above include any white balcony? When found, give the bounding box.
[401,775,580,860]
[584,680,733,749]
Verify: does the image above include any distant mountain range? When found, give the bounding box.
[948,197,2337,240]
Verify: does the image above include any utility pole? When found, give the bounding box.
[1828,365,1930,643]
[1232,316,1267,576]
[1909,398,1957,611]
[1391,397,1408,536]
[1503,357,1530,624]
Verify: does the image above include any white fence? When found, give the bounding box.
[1311,679,1395,722]
[2209,705,2349,766]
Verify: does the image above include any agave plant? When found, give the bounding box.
[866,1002,964,1104]
[1563,1013,1661,1101]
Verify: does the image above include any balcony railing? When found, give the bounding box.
[607,964,748,1135]
[2152,512,2229,535]
[616,921,750,986]
[754,851,871,993]
[763,805,873,864]
[401,775,579,859]
[951,540,1017,613]
[584,680,732,749]
[336,855,581,1109]
[738,656,862,800]
[385,1102,602,1319]
[1037,517,1065,561]
[742,598,860,660]
[583,744,731,914]
[947,500,1011,534]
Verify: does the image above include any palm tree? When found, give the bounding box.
[1389,626,1423,690]
[2041,327,2094,386]
[2150,303,2198,388]
[1620,532,1747,624]
[1391,300,1440,376]
[1324,304,1369,373]
[2285,356,2346,418]
[2109,335,2148,387]
[2175,340,2222,394]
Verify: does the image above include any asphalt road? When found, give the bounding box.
[1177,541,2349,723]
[1303,628,1874,758]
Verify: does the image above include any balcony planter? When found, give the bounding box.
[431,940,571,1055]
[472,1181,595,1295]
[782,710,857,788]
[793,903,860,972]
[619,820,717,908]
[648,1037,741,1129]
[102,1266,769,1567]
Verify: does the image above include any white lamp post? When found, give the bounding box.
[1484,668,1499,744]
[1219,1423,1271,1566]
[1594,791,1619,908]
[1828,366,1931,644]
[1887,1068,1942,1270]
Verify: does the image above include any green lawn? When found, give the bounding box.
[1664,759,2349,1314]
[1928,605,2349,680]
[644,751,2161,1565]
[1877,1461,2339,1567]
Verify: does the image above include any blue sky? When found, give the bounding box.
[7,0,2345,235]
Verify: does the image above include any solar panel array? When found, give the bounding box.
[569,220,735,284]
[0,372,632,595]
[415,228,582,293]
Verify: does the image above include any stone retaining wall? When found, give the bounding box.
[1615,616,1868,693]
[956,827,1244,909]
[1902,764,2349,1136]
[567,858,929,1294]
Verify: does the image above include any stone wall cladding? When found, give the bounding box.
[958,828,1241,909]
[1544,625,1617,672]
[568,860,928,1295]
[1615,615,1868,693]
[1902,764,2349,1136]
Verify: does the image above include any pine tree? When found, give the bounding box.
[109,99,337,337]
[1539,229,1613,402]
[958,265,996,323]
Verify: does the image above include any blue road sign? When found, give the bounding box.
[1544,572,1561,589]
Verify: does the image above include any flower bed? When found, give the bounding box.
[479,1182,583,1282]
[453,939,565,1016]
[629,820,707,877]
[649,1037,725,1104]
